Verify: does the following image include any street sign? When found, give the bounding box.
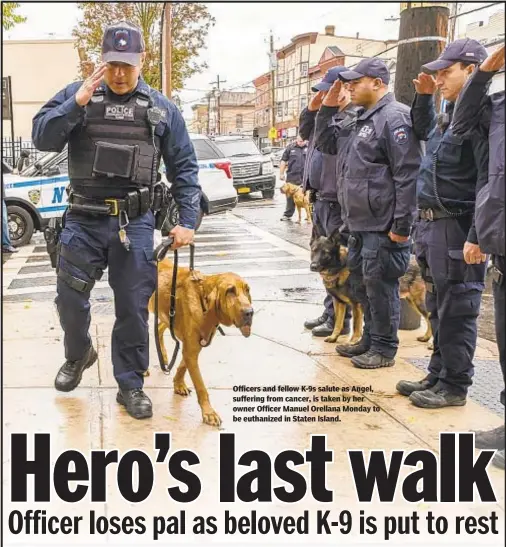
[268,127,277,139]
[2,77,12,120]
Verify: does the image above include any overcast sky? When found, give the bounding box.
[4,1,504,118]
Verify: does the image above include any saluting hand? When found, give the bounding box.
[75,63,107,107]
[308,91,327,112]
[413,72,436,95]
[480,44,505,73]
[322,80,342,107]
[463,242,487,265]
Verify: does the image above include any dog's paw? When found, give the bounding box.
[143,369,150,377]
[416,335,431,343]
[202,408,222,427]
[349,336,361,345]
[174,382,192,397]
[427,342,434,351]
[324,335,338,343]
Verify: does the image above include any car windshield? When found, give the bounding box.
[21,150,65,176]
[214,139,260,157]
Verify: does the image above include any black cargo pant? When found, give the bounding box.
[492,255,505,406]
[312,198,351,327]
[414,217,486,395]
[347,232,411,358]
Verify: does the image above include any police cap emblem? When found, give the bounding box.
[113,29,130,51]
[28,189,41,205]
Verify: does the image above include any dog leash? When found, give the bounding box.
[153,236,180,375]
[152,239,225,375]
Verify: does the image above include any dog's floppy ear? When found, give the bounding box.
[205,287,220,314]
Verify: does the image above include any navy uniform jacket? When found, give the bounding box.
[451,68,504,257]
[32,78,200,229]
[411,92,489,244]
[299,108,322,193]
[314,103,362,202]
[281,142,307,184]
[317,93,420,236]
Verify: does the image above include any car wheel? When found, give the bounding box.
[7,205,34,247]
[262,189,275,199]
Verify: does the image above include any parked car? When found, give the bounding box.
[271,148,284,168]
[211,135,276,199]
[3,133,237,247]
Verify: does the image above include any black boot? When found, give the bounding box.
[351,350,395,369]
[117,389,153,419]
[336,339,370,358]
[304,313,328,330]
[409,387,467,409]
[396,376,438,397]
[474,425,505,450]
[54,345,98,392]
[312,317,334,337]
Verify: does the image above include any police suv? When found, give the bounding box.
[3,133,237,247]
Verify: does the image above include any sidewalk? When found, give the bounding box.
[2,297,504,545]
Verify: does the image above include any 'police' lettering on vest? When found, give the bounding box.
[104,105,135,121]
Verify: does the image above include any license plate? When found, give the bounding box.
[237,187,250,194]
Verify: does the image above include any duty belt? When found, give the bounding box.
[68,186,164,218]
[315,193,339,203]
[418,208,471,221]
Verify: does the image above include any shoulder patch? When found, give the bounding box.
[392,126,409,144]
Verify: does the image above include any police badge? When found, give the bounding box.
[28,189,41,205]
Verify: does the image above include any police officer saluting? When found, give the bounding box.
[450,44,505,468]
[299,66,357,336]
[323,58,420,369]
[32,21,200,419]
[396,39,489,409]
[279,136,307,221]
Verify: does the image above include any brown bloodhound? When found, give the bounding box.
[148,259,253,427]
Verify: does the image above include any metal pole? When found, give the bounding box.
[8,77,15,166]
[163,2,172,99]
[270,31,276,145]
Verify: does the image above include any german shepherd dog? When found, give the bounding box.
[310,230,432,345]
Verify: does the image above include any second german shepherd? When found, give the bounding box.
[310,230,432,345]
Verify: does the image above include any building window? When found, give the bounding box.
[301,62,308,77]
[277,102,283,117]
[236,114,243,129]
[300,96,308,110]
[278,75,284,87]
[284,101,289,116]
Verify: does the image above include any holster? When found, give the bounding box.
[43,217,63,270]
[154,183,173,230]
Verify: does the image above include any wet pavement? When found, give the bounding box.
[2,181,504,545]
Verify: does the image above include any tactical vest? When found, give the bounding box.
[68,87,161,193]
[475,91,505,257]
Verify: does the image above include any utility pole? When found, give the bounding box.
[206,92,211,135]
[210,75,226,135]
[269,30,276,144]
[162,2,172,99]
[394,2,450,107]
[448,2,459,42]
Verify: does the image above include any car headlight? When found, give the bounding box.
[262,161,274,175]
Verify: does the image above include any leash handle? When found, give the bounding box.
[189,242,195,271]
[153,236,179,375]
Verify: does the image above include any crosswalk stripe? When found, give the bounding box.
[12,255,307,281]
